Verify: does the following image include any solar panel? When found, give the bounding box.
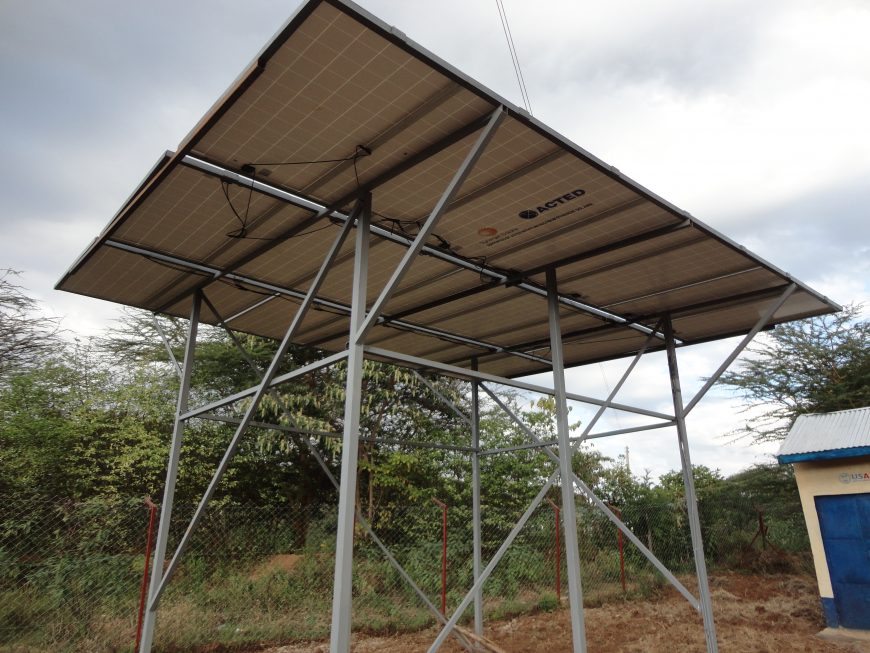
[57,0,838,378]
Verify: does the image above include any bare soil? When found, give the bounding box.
[261,574,870,653]
[249,554,303,581]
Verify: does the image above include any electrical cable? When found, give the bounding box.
[221,146,371,241]
[495,0,533,115]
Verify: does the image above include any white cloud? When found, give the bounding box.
[1,0,867,478]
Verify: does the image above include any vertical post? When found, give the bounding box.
[470,358,484,635]
[546,268,587,653]
[330,194,371,653]
[138,292,201,653]
[433,498,448,615]
[664,316,719,653]
[611,505,626,592]
[135,497,158,651]
[546,498,561,601]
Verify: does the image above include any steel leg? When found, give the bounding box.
[664,316,719,652]
[138,292,201,653]
[330,196,372,653]
[471,358,483,636]
[546,268,588,653]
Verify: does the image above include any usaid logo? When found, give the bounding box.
[518,188,586,219]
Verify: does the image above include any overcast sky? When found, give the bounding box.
[1,0,868,481]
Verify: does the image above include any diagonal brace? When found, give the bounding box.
[152,313,182,379]
[199,295,476,651]
[148,200,363,610]
[428,470,560,653]
[356,105,505,343]
[480,383,699,609]
[573,321,661,444]
[682,283,796,416]
[412,370,473,429]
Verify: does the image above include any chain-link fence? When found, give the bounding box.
[0,493,811,652]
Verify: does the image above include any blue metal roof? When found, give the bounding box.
[777,407,870,464]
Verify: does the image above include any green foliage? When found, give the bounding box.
[719,304,870,442]
[0,280,823,650]
[0,270,60,379]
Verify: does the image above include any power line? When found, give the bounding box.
[494,0,533,115]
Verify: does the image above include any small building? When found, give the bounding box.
[777,407,870,631]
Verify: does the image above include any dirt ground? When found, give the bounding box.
[262,574,870,653]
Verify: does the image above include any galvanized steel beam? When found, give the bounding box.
[365,346,674,422]
[428,471,560,653]
[103,240,550,368]
[138,292,201,653]
[478,383,700,610]
[180,351,348,420]
[682,283,797,416]
[412,370,473,429]
[356,106,506,343]
[179,155,666,342]
[547,268,588,653]
[149,200,362,609]
[152,313,182,379]
[330,197,372,653]
[470,358,484,635]
[664,316,719,651]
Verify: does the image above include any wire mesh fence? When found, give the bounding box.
[0,492,812,652]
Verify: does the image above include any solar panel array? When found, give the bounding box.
[57,0,837,378]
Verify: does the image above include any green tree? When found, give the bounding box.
[98,309,471,521]
[0,270,60,379]
[719,304,870,442]
[658,465,724,503]
[0,343,172,499]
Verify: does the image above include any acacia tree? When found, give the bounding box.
[98,308,471,521]
[719,304,870,443]
[0,270,60,378]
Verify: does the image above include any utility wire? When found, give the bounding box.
[495,0,533,114]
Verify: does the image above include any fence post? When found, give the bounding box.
[546,498,561,601]
[609,505,626,592]
[432,498,448,615]
[136,497,158,651]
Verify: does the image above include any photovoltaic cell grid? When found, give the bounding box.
[57,0,838,378]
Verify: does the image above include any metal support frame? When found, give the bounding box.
[478,383,699,608]
[202,288,475,653]
[365,346,674,422]
[333,104,505,652]
[105,238,550,369]
[330,196,372,653]
[138,292,201,653]
[664,316,718,653]
[148,200,362,614]
[152,313,182,379]
[134,102,803,653]
[179,145,667,342]
[181,351,347,420]
[682,283,796,416]
[547,268,587,653]
[413,370,473,429]
[428,470,560,653]
[470,358,484,636]
[356,105,505,342]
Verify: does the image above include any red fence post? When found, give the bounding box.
[432,497,448,615]
[136,496,158,651]
[610,505,626,592]
[546,498,561,601]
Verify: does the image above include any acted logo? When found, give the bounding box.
[518,189,586,219]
